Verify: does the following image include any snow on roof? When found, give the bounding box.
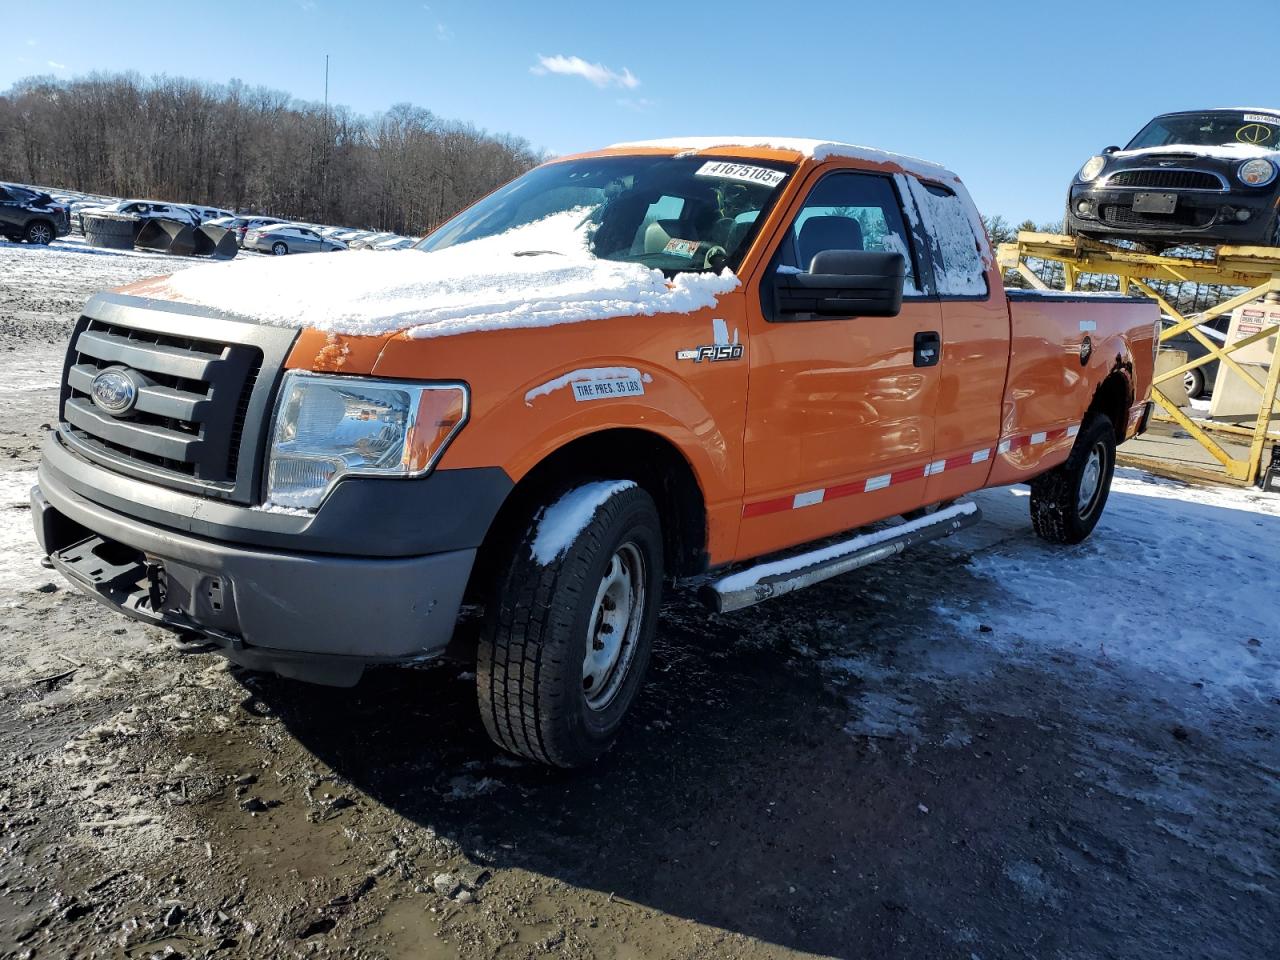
[608,136,957,181]
[162,209,739,340]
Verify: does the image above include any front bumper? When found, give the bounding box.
[1067,184,1277,244]
[32,439,504,686]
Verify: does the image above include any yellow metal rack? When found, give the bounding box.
[996,233,1280,486]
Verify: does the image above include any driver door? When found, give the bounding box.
[737,167,943,560]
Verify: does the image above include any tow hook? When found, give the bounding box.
[144,559,167,611]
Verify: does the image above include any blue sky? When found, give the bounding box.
[6,0,1276,223]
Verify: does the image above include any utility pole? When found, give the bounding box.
[323,54,330,219]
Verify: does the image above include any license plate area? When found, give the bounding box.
[1132,192,1177,214]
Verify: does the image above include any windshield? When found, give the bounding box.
[1126,110,1280,150]
[416,154,795,273]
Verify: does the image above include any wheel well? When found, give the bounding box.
[26,217,55,232]
[1086,370,1132,444]
[471,429,709,597]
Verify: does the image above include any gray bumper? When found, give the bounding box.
[33,467,476,686]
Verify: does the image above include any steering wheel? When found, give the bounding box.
[702,244,728,271]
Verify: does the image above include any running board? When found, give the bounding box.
[700,501,981,613]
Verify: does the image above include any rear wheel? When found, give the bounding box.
[477,482,663,767]
[24,220,54,245]
[1184,367,1207,400]
[271,241,288,256]
[1029,416,1117,545]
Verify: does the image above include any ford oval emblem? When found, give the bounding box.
[91,368,139,416]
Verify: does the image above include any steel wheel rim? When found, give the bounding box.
[582,541,645,711]
[1078,442,1105,518]
[30,224,51,244]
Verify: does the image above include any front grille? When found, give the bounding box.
[64,319,262,485]
[1100,204,1217,228]
[1106,169,1223,191]
[57,298,300,504]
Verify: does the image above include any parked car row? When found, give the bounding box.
[0,182,72,244]
[6,182,421,256]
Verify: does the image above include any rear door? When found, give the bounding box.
[0,186,16,230]
[738,166,944,560]
[902,177,1011,503]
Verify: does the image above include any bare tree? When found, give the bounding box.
[0,72,545,234]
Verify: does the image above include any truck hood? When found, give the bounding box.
[125,210,738,341]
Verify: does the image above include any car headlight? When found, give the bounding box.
[1237,158,1277,187]
[265,372,468,510]
[1078,156,1107,183]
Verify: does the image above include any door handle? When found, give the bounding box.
[914,331,941,367]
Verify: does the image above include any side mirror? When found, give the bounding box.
[773,250,906,319]
[1102,145,1121,154]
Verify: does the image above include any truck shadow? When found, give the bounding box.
[235,482,1280,958]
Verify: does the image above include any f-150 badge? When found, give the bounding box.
[677,343,744,362]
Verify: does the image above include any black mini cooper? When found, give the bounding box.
[1066,108,1280,251]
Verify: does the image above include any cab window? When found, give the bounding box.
[908,181,988,298]
[774,172,921,295]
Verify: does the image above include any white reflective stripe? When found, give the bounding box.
[997,439,1012,454]
[792,489,825,508]
[1030,431,1047,445]
[970,448,991,463]
[924,459,946,476]
[1067,424,1080,437]
[864,474,891,492]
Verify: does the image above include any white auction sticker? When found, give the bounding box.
[572,377,645,402]
[1243,113,1280,125]
[695,160,788,188]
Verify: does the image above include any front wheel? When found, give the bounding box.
[24,221,54,245]
[271,241,288,256]
[477,482,663,767]
[1029,416,1117,545]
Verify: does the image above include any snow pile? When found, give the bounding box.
[162,211,740,339]
[610,136,956,181]
[530,480,636,564]
[0,470,50,593]
[941,471,1280,699]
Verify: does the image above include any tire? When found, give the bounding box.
[24,220,55,245]
[478,482,663,767]
[271,241,288,256]
[1184,367,1206,400]
[83,214,138,250]
[1029,415,1117,545]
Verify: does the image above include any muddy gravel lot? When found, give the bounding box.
[1,238,1278,960]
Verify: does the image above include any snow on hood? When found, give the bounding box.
[1111,142,1279,160]
[161,210,740,339]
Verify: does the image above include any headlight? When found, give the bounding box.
[1078,156,1107,183]
[265,372,468,510]
[1237,158,1277,187]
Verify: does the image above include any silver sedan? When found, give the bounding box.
[244,223,348,255]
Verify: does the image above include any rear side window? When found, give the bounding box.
[906,180,988,297]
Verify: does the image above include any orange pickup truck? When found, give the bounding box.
[33,138,1157,766]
